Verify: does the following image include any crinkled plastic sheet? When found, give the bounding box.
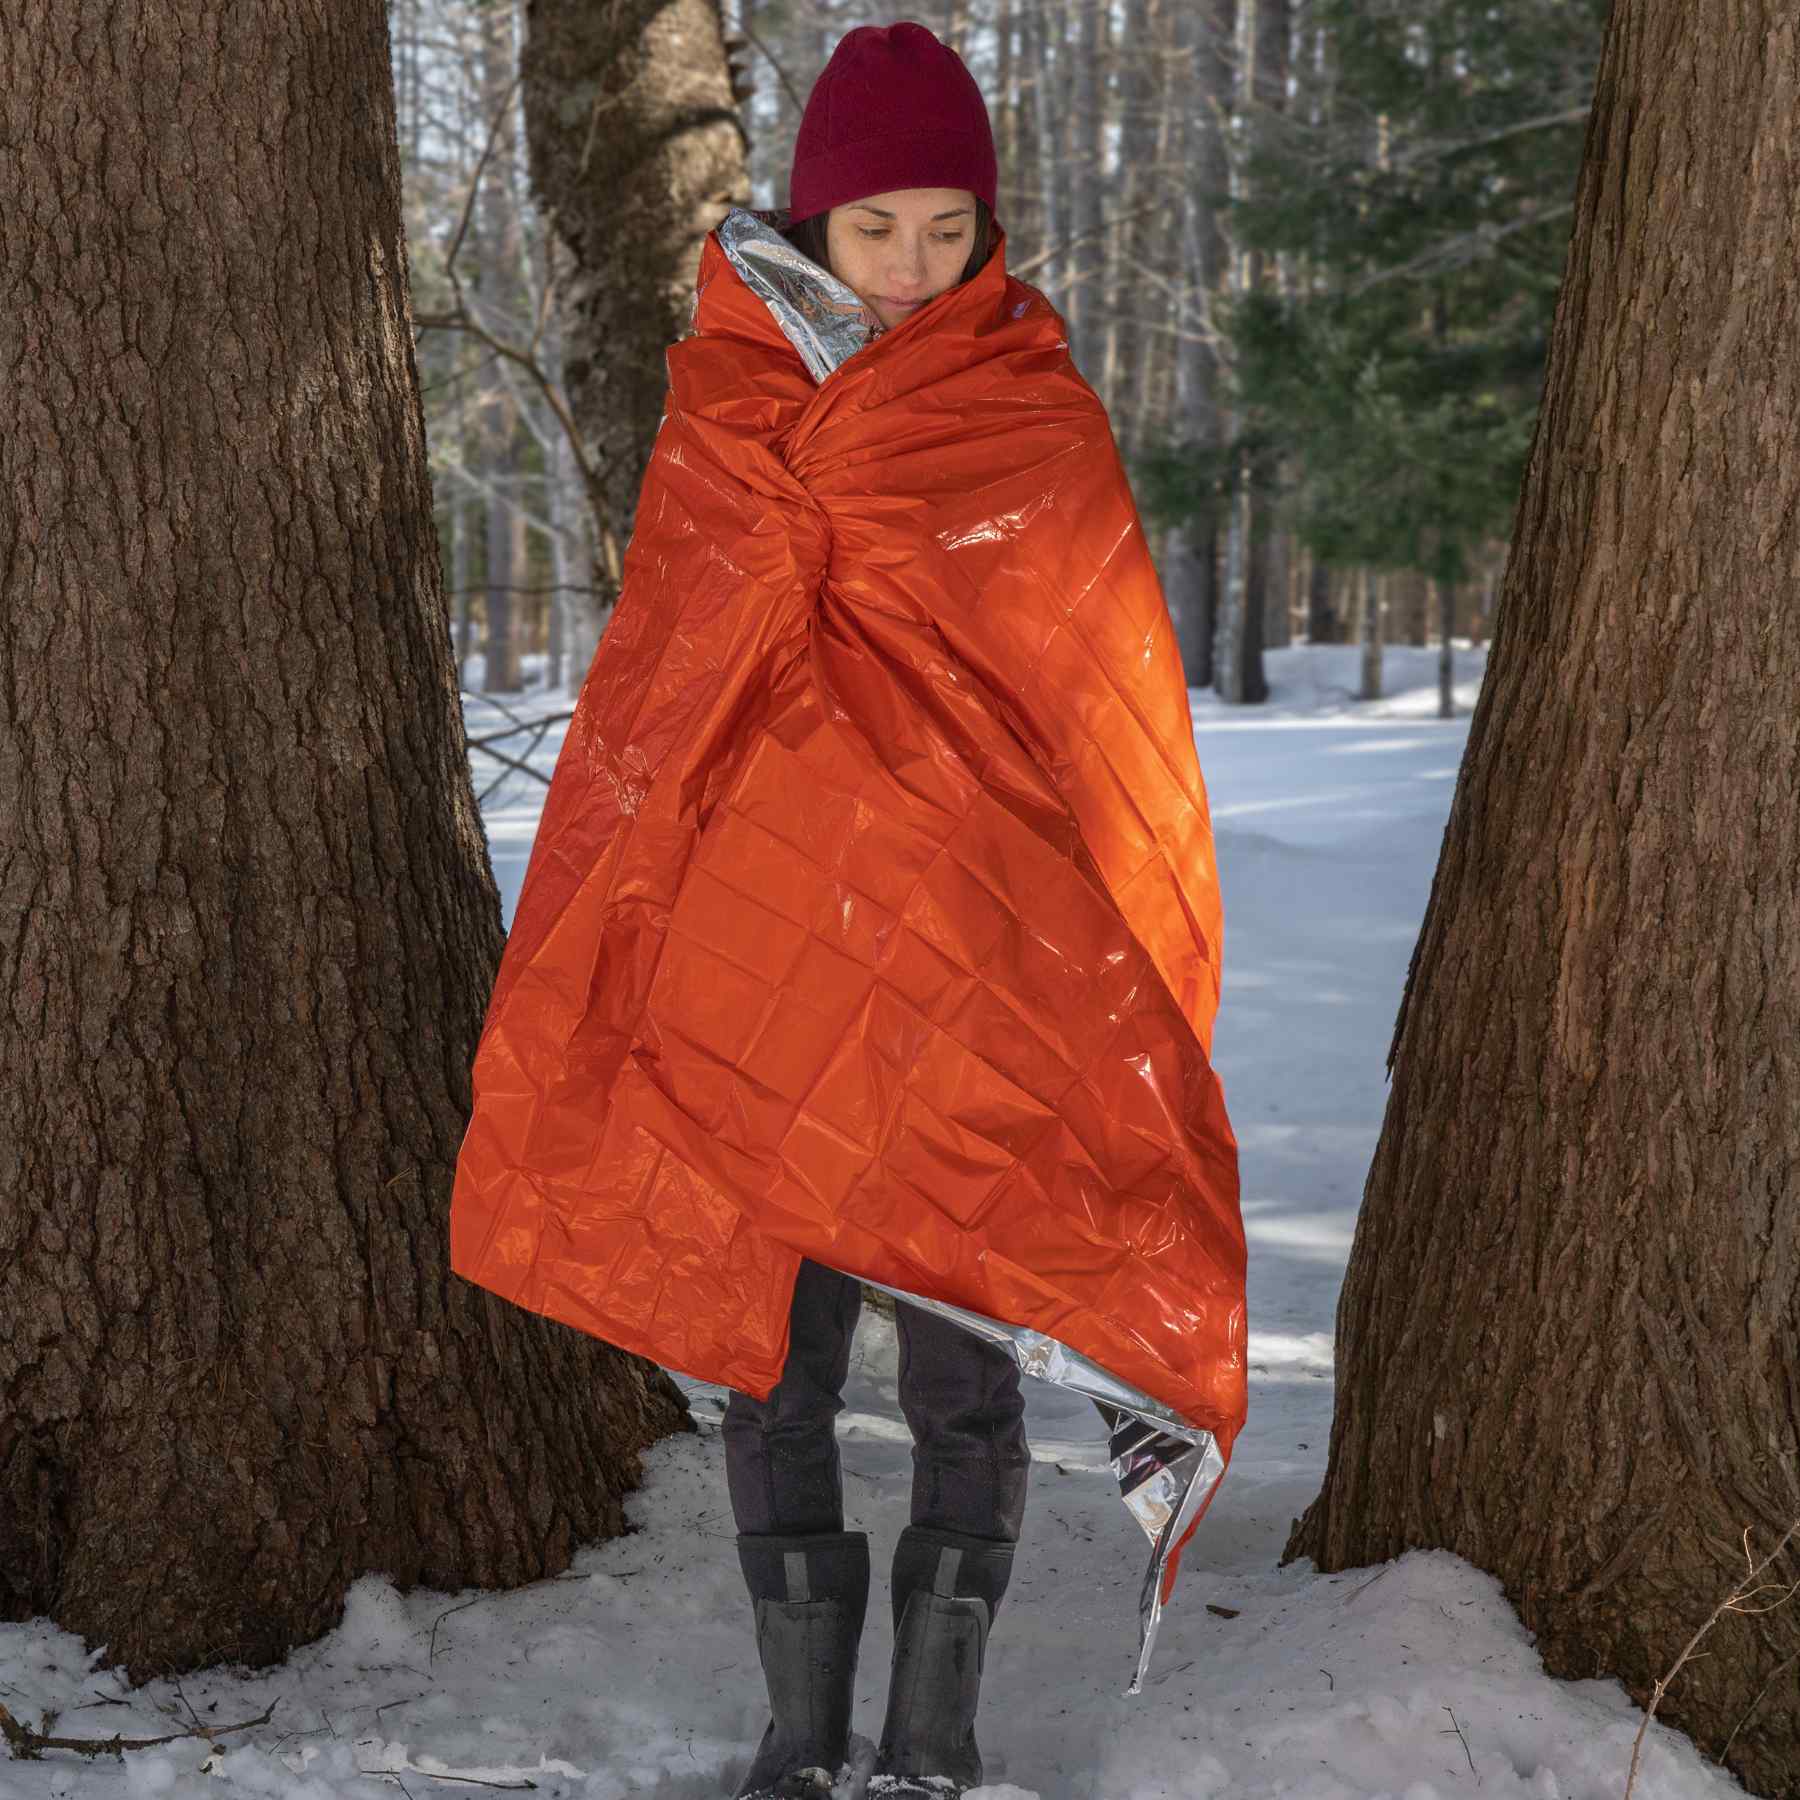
[713,205,1227,1693]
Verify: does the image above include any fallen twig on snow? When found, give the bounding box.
[370,1772,536,1791]
[0,1696,275,1761]
[1441,1705,1477,1778]
[429,1595,487,1664]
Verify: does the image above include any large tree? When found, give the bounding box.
[1287,4,1800,1794]
[0,0,685,1677]
[520,0,748,614]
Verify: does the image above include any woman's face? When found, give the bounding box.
[824,187,979,332]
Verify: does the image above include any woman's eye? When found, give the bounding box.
[855,230,967,245]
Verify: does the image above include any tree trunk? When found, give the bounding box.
[521,0,748,609]
[1049,0,1077,312]
[1219,478,1270,704]
[1262,510,1292,650]
[1066,0,1106,377]
[1286,6,1800,1791]
[1165,0,1234,690]
[477,0,526,694]
[1110,0,1157,451]
[483,468,522,692]
[1022,0,1062,292]
[0,0,687,1680]
[995,0,1020,246]
[1397,569,1430,647]
[1435,577,1455,718]
[1163,523,1216,692]
[1214,0,1282,706]
[453,496,477,679]
[1356,567,1383,700]
[1306,556,1336,642]
[550,425,598,693]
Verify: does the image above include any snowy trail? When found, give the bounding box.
[0,647,1740,1800]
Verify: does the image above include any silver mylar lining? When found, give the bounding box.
[714,203,1226,1694]
[715,207,883,382]
[864,1279,1225,1697]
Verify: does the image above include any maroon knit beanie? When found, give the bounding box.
[788,21,997,224]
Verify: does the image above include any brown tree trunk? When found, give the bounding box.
[1109,0,1157,451]
[1261,506,1293,650]
[483,470,523,692]
[995,0,1019,241]
[1355,567,1383,699]
[1286,6,1800,1792]
[453,496,477,677]
[1066,0,1106,378]
[477,0,526,694]
[1161,0,1233,690]
[521,0,748,607]
[0,0,687,1680]
[1214,0,1282,706]
[1305,556,1336,643]
[1435,577,1455,718]
[1021,0,1062,291]
[1396,568,1430,648]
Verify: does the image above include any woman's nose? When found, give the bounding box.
[889,239,928,286]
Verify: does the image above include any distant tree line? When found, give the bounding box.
[393,0,1602,714]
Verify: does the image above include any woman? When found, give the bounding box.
[725,28,1025,1800]
[450,19,1244,1800]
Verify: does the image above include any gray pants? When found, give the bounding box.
[723,1259,1031,1543]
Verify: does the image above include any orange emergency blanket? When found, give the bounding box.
[450,214,1246,1456]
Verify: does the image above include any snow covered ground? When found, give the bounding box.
[0,645,1744,1800]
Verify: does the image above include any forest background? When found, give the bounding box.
[402,0,1604,726]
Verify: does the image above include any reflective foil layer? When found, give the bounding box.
[715,208,881,380]
[866,1279,1226,1692]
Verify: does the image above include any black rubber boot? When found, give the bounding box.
[735,1530,870,1800]
[871,1526,1015,1797]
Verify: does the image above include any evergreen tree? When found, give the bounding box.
[1146,0,1605,592]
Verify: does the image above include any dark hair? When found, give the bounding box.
[783,198,994,292]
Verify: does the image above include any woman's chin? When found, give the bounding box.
[875,299,927,330]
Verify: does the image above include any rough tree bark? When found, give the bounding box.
[0,0,687,1678]
[1287,7,1800,1793]
[521,0,749,611]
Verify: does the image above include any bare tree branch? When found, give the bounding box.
[1345,202,1576,299]
[1623,1520,1800,1800]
